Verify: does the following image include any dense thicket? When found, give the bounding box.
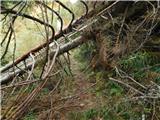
[1,1,160,120]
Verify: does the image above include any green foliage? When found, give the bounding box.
[68,109,98,120]
[72,48,160,120]
[120,52,151,70]
[109,82,123,96]
[84,109,98,119]
[92,71,123,97]
[23,111,36,120]
[153,69,160,84]
[1,1,19,7]
[68,105,143,120]
[73,41,96,71]
[150,65,160,73]
[155,76,160,84]
[74,42,96,63]
[40,88,50,95]
[120,51,160,80]
[120,51,160,70]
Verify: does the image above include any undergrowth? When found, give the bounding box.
[120,51,160,83]
[73,43,160,120]
[74,41,96,71]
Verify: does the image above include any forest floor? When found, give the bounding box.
[19,49,160,120]
[27,52,99,120]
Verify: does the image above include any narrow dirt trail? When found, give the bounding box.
[61,52,98,118]
[36,52,98,120]
[71,53,97,105]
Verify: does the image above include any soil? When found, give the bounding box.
[35,52,98,120]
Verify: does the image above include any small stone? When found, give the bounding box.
[80,103,85,107]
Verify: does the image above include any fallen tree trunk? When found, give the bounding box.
[0,36,88,84]
[0,2,112,73]
[2,1,159,84]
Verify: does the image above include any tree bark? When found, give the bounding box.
[0,36,88,84]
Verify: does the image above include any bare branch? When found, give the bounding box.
[37,1,63,33]
[80,0,88,16]
[55,0,75,27]
[1,6,55,40]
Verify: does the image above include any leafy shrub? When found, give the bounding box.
[120,51,160,80]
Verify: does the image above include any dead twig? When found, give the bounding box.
[109,77,145,95]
